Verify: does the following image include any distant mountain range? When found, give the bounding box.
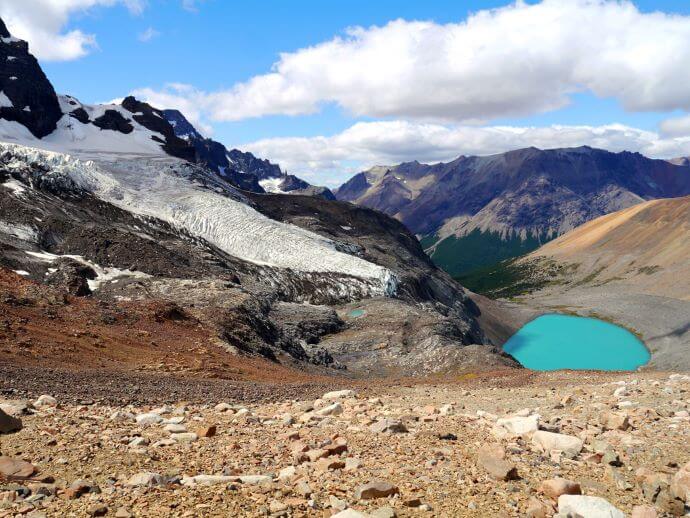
[336,146,690,276]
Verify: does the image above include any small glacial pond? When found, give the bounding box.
[503,314,649,371]
[349,309,365,318]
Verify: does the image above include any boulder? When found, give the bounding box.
[33,395,57,409]
[315,402,343,417]
[322,390,356,400]
[0,456,35,478]
[0,408,22,434]
[369,419,408,434]
[532,430,583,458]
[135,413,163,426]
[631,506,658,518]
[600,411,631,431]
[333,511,368,518]
[558,495,625,518]
[355,480,400,500]
[125,472,166,487]
[181,475,235,486]
[539,478,581,499]
[492,414,539,439]
[671,461,690,503]
[477,444,519,481]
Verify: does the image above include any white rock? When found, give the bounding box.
[238,475,273,485]
[126,472,166,487]
[214,403,233,412]
[532,431,583,458]
[110,411,135,422]
[128,437,149,447]
[135,413,163,426]
[316,403,343,417]
[613,387,629,398]
[558,495,625,518]
[164,424,187,433]
[181,475,235,486]
[492,414,539,439]
[171,432,198,443]
[277,466,297,481]
[332,510,369,518]
[322,390,356,400]
[33,395,57,408]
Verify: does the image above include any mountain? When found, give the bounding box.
[530,195,690,300]
[336,147,690,276]
[0,18,511,376]
[162,109,335,199]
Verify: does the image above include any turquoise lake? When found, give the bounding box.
[349,309,365,318]
[503,314,650,371]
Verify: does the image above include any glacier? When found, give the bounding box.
[0,142,398,296]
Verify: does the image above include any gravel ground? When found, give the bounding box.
[1,371,688,517]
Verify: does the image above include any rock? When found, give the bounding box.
[600,411,631,431]
[270,500,289,514]
[295,480,312,497]
[671,461,690,503]
[558,495,625,518]
[532,430,583,458]
[322,390,356,400]
[315,402,343,417]
[135,413,163,426]
[196,425,217,438]
[128,437,149,448]
[171,432,198,443]
[539,478,581,499]
[371,506,397,518]
[33,395,57,409]
[125,472,166,487]
[355,480,400,500]
[0,408,22,434]
[315,458,345,472]
[214,403,233,412]
[345,458,362,472]
[238,475,273,485]
[492,414,539,439]
[0,456,36,478]
[477,444,519,481]
[87,504,108,517]
[164,423,187,433]
[526,497,551,518]
[329,495,348,511]
[277,466,297,481]
[114,508,132,518]
[369,419,408,434]
[333,510,368,518]
[631,505,658,518]
[181,475,235,486]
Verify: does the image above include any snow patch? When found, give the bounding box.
[13,270,30,276]
[0,221,37,241]
[0,91,13,108]
[2,179,27,196]
[259,177,286,194]
[25,250,151,291]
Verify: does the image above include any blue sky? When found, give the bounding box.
[4,0,690,184]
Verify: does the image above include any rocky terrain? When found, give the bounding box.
[1,373,689,517]
[0,13,515,378]
[336,147,690,277]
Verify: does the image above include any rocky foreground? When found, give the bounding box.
[1,372,689,517]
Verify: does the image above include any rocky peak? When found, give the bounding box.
[0,17,62,138]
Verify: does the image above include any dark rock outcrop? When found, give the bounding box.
[92,110,133,134]
[45,258,96,296]
[121,97,195,161]
[0,18,62,138]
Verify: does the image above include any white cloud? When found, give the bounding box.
[0,0,146,61]
[660,114,690,138]
[137,0,690,123]
[181,0,203,12]
[138,26,159,42]
[240,121,690,186]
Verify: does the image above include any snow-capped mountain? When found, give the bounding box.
[0,17,505,374]
[162,109,336,200]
